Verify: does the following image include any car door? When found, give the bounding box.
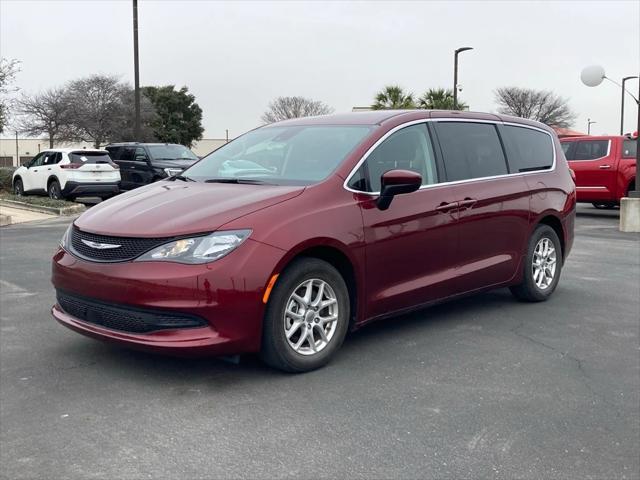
[567,139,616,201]
[348,122,460,320]
[432,120,531,293]
[39,152,61,189]
[23,152,45,191]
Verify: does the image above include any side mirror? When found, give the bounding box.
[376,169,422,210]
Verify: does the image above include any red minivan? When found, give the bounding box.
[52,110,576,372]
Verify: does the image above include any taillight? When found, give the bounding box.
[60,163,82,169]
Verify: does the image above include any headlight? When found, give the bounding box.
[164,168,182,177]
[135,230,251,264]
[60,223,73,249]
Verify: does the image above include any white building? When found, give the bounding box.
[0,138,229,167]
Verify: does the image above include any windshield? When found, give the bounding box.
[148,144,199,161]
[184,125,373,185]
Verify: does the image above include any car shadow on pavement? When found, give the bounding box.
[57,288,522,384]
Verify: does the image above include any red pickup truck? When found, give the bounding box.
[561,133,637,208]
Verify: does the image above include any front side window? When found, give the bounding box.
[503,125,554,172]
[573,140,609,160]
[435,122,508,181]
[29,153,44,168]
[348,123,438,192]
[186,125,372,185]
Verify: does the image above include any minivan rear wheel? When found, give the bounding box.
[510,224,562,302]
[261,258,350,373]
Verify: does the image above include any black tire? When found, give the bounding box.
[13,178,24,196]
[261,258,350,373]
[510,224,563,302]
[592,202,616,209]
[48,180,62,200]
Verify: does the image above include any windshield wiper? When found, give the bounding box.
[169,174,195,182]
[204,178,269,185]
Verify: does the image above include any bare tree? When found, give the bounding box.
[64,74,134,147]
[261,96,333,124]
[494,87,576,128]
[15,88,72,148]
[0,58,21,133]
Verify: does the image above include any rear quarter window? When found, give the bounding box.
[502,125,554,172]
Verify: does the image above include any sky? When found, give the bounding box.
[1,0,639,139]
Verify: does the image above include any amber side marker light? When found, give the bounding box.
[262,274,280,303]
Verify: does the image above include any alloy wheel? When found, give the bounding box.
[283,278,339,356]
[532,237,557,290]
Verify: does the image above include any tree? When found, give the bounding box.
[494,87,576,128]
[371,85,415,110]
[418,88,467,110]
[142,85,203,147]
[0,58,20,133]
[15,87,72,148]
[261,96,334,123]
[63,74,156,147]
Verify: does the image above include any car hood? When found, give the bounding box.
[75,181,305,237]
[150,159,198,169]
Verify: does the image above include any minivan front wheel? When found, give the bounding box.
[510,224,562,302]
[261,258,350,372]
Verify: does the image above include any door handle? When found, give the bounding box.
[33,169,38,172]
[599,165,611,169]
[436,202,458,212]
[47,168,51,171]
[459,198,477,208]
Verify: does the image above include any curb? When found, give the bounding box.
[0,199,85,216]
[0,214,12,226]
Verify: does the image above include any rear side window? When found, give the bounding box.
[435,122,508,181]
[573,140,609,160]
[502,125,554,172]
[622,139,637,158]
[105,147,120,159]
[68,151,114,165]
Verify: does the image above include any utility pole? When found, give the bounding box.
[621,76,639,135]
[133,0,141,140]
[14,131,18,167]
[453,47,473,110]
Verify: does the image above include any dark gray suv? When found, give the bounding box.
[105,143,199,190]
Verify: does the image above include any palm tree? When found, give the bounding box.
[418,88,468,111]
[371,85,416,110]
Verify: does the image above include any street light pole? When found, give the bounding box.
[632,78,640,198]
[587,118,596,135]
[132,0,141,140]
[621,76,639,135]
[453,47,473,110]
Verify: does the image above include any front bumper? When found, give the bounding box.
[51,238,285,356]
[62,181,120,197]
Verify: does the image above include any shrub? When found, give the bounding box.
[0,167,16,193]
[0,193,75,208]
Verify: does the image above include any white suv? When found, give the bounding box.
[12,149,121,200]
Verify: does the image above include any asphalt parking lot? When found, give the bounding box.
[1,205,639,480]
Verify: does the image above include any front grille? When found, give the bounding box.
[56,290,207,333]
[70,226,173,262]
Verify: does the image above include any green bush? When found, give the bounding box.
[0,193,75,208]
[0,167,16,193]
